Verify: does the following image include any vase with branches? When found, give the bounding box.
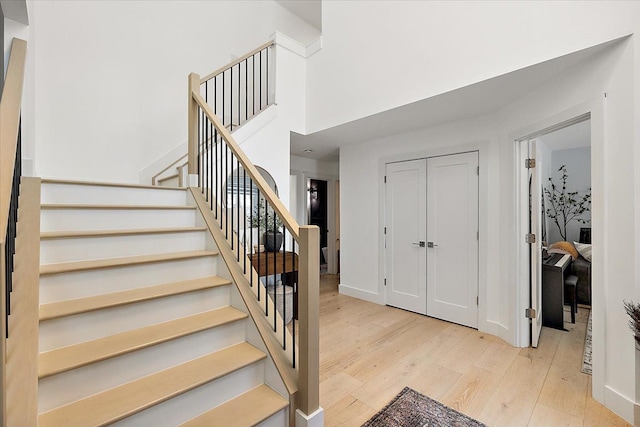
[544,165,591,242]
[250,198,284,251]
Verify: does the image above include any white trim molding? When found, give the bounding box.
[270,31,322,58]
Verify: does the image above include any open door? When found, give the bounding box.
[528,139,543,347]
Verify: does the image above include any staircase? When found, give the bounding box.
[36,179,289,426]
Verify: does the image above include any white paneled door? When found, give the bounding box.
[385,152,479,327]
[385,160,427,314]
[426,152,479,328]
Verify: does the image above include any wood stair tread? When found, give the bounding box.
[39,307,247,378]
[38,342,265,427]
[41,204,195,210]
[42,178,186,191]
[158,172,180,183]
[180,385,288,427]
[40,250,218,276]
[40,276,231,321]
[41,227,207,239]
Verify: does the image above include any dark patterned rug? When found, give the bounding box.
[362,387,487,427]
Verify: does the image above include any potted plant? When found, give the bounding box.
[624,300,640,349]
[544,165,591,242]
[250,199,284,252]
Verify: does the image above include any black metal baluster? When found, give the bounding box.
[259,50,263,111]
[223,69,226,130]
[237,64,240,128]
[282,227,287,349]
[272,209,277,332]
[250,177,254,287]
[243,168,247,274]
[230,65,233,131]
[197,106,202,190]
[228,146,233,241]
[253,55,256,116]
[209,119,214,206]
[245,59,248,123]
[257,191,262,302]
[236,158,241,262]
[266,47,269,106]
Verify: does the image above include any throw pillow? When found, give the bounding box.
[574,241,592,262]
[548,241,579,260]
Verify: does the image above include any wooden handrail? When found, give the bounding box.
[0,37,28,427]
[0,38,27,242]
[200,40,274,84]
[190,84,300,241]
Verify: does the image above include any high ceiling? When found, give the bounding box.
[291,38,619,162]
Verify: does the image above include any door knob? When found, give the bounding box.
[412,241,426,247]
[427,242,438,248]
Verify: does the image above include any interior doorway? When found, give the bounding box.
[308,179,329,274]
[518,116,592,357]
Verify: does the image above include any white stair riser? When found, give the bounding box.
[40,257,218,304]
[41,183,187,206]
[39,287,230,351]
[38,321,246,412]
[41,208,197,232]
[257,409,287,427]
[40,231,207,264]
[111,363,265,427]
[157,175,180,187]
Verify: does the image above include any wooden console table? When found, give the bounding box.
[249,251,298,277]
[249,251,298,319]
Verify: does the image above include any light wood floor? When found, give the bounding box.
[317,275,630,427]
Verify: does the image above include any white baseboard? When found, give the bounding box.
[295,407,324,427]
[605,385,635,425]
[338,283,383,305]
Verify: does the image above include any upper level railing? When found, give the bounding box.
[187,42,320,419]
[200,41,273,132]
[0,37,28,426]
[152,41,274,186]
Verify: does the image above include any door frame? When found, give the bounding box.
[511,100,604,403]
[379,144,489,331]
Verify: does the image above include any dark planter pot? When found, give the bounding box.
[263,232,283,252]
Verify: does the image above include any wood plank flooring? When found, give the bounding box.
[317,275,630,426]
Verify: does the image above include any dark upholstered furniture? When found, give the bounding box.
[571,256,591,305]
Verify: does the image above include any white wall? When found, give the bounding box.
[339,37,639,422]
[306,1,640,134]
[27,0,319,183]
[547,147,592,244]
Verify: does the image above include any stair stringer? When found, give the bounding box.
[188,188,297,426]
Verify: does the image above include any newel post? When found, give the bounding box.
[187,73,200,180]
[297,226,324,426]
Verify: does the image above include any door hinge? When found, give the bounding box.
[477,296,479,306]
[384,176,387,183]
[525,233,536,244]
[525,158,536,168]
[384,278,387,286]
[384,227,387,235]
[525,308,536,319]
[477,166,479,175]
[477,231,479,240]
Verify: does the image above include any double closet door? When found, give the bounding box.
[384,152,479,328]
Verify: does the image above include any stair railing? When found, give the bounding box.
[0,38,28,426]
[188,63,320,420]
